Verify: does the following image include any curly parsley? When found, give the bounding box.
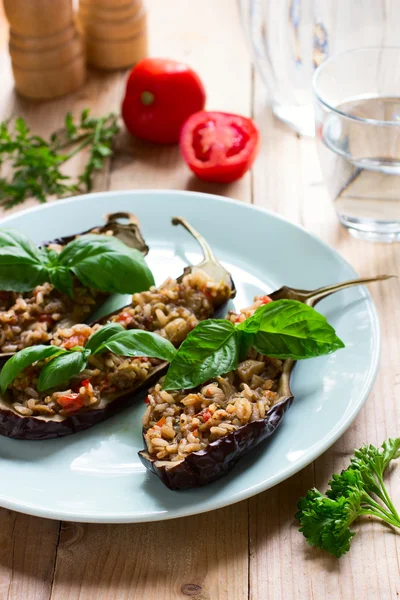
[296,438,400,557]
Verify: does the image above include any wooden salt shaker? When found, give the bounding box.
[3,0,86,100]
[78,0,148,70]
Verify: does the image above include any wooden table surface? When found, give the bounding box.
[0,1,400,598]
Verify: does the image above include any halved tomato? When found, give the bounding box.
[180,111,260,183]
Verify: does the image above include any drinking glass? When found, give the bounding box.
[313,47,400,242]
[238,0,399,136]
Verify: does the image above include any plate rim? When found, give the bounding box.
[0,190,381,523]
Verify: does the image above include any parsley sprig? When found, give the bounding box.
[0,110,119,209]
[296,439,400,557]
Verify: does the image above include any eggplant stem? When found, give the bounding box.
[306,274,395,306]
[103,212,140,226]
[172,217,217,264]
[270,274,395,307]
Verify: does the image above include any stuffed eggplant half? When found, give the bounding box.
[0,212,149,357]
[0,218,235,439]
[139,275,390,490]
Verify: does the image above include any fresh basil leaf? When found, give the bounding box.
[37,351,88,392]
[237,329,254,362]
[0,228,48,292]
[240,299,345,359]
[0,228,43,261]
[57,234,155,294]
[48,267,74,298]
[85,323,125,354]
[96,329,177,362]
[163,320,239,391]
[0,345,66,393]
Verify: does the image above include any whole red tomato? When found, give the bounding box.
[180,111,260,183]
[122,58,206,144]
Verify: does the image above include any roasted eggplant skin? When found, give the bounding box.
[42,211,149,255]
[138,275,392,490]
[0,365,166,441]
[139,395,293,490]
[0,218,235,441]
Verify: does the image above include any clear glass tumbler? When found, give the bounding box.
[238,0,399,136]
[313,47,400,242]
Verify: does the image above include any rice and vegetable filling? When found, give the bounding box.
[0,232,115,354]
[142,296,284,466]
[0,282,106,354]
[142,352,283,465]
[6,270,231,417]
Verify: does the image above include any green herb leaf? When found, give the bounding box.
[57,234,155,294]
[48,266,74,298]
[95,329,177,362]
[0,345,66,393]
[0,111,119,209]
[238,299,345,359]
[237,329,254,362]
[296,438,400,557]
[296,489,358,558]
[163,320,239,391]
[0,229,49,292]
[37,350,88,392]
[85,323,125,354]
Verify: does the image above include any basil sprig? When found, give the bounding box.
[0,229,155,297]
[162,300,344,390]
[0,323,177,393]
[237,300,345,360]
[0,300,345,395]
[162,320,239,391]
[0,345,66,392]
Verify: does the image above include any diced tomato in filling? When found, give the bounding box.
[202,409,212,422]
[259,295,272,305]
[37,313,54,324]
[156,416,166,427]
[202,283,213,298]
[63,334,88,349]
[117,312,134,325]
[81,379,91,388]
[144,396,150,404]
[57,393,84,413]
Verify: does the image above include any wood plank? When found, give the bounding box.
[0,0,8,53]
[250,72,400,599]
[51,505,248,600]
[0,509,60,600]
[51,1,252,600]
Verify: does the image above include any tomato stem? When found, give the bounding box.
[141,91,155,106]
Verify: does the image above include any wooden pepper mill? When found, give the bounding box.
[3,0,86,100]
[78,0,148,70]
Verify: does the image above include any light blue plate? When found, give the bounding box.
[0,190,380,523]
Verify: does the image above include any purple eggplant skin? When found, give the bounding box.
[0,364,167,441]
[137,274,393,490]
[138,395,293,490]
[0,212,149,365]
[41,211,149,255]
[0,217,236,441]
